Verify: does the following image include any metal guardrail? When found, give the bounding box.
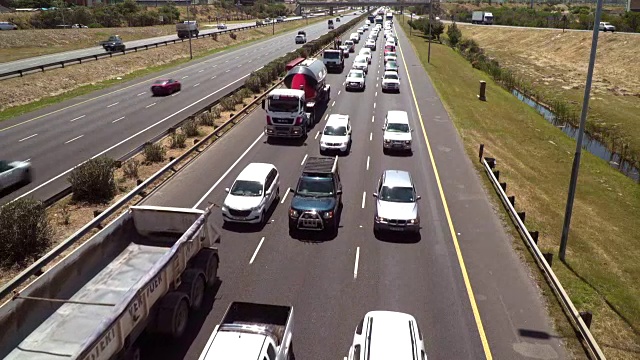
[479,145,606,360]
[0,13,336,81]
[0,13,368,302]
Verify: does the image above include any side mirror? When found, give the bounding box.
[411,129,415,132]
[224,188,230,193]
[265,190,272,196]
[261,99,265,109]
[372,193,378,198]
[336,189,343,195]
[416,195,422,200]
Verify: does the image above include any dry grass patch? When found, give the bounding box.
[401,21,640,359]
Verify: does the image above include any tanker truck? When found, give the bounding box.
[262,57,330,139]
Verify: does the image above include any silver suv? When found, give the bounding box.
[373,170,421,234]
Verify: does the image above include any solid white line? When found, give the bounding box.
[198,69,204,73]
[112,116,125,123]
[361,192,366,209]
[249,237,265,264]
[15,76,252,204]
[211,75,217,79]
[145,103,156,108]
[18,133,38,142]
[194,83,200,87]
[371,115,375,122]
[65,135,84,144]
[315,131,320,139]
[300,154,308,166]
[331,100,336,106]
[281,187,291,204]
[192,131,263,208]
[137,92,145,96]
[107,102,119,108]
[366,156,370,170]
[369,132,372,141]
[182,75,189,79]
[354,246,360,279]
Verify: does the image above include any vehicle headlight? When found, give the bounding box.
[405,140,411,144]
[221,205,228,212]
[323,211,334,219]
[289,209,299,217]
[384,139,390,143]
[409,217,420,224]
[376,216,387,222]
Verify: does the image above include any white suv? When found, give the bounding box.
[347,310,427,360]
[382,110,412,153]
[352,55,369,74]
[320,114,352,155]
[222,162,280,226]
[373,170,421,234]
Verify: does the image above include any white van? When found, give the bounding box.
[349,32,360,43]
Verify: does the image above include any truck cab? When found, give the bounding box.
[322,49,344,73]
[289,156,343,234]
[263,89,310,138]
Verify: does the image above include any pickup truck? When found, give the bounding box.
[289,156,343,234]
[198,302,294,360]
[0,205,221,360]
[101,35,125,52]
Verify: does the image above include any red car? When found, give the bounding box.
[151,78,181,96]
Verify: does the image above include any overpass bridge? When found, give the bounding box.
[296,0,428,15]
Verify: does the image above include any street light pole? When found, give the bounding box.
[273,18,275,35]
[410,13,413,35]
[428,0,432,63]
[187,0,193,60]
[559,0,604,262]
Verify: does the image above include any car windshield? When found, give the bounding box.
[380,186,415,202]
[387,61,398,68]
[355,58,366,64]
[230,180,263,196]
[153,80,168,84]
[324,51,340,59]
[349,72,363,78]
[268,97,299,112]
[386,122,409,132]
[296,178,334,197]
[324,126,347,136]
[384,73,398,80]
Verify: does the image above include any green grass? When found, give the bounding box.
[0,16,330,123]
[399,19,640,359]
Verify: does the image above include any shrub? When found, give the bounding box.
[0,198,53,269]
[229,32,237,40]
[170,132,187,148]
[447,23,462,47]
[238,88,252,100]
[220,96,236,111]
[123,159,140,179]
[199,111,215,126]
[182,119,200,137]
[143,143,166,163]
[211,106,221,119]
[68,156,117,203]
[245,74,262,92]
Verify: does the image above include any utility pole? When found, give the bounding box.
[273,17,275,34]
[187,0,193,60]
[410,13,413,35]
[559,0,604,262]
[428,0,432,63]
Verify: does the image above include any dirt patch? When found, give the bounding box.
[0,20,307,112]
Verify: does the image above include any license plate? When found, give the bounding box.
[393,144,402,148]
[389,226,403,231]
[302,220,317,227]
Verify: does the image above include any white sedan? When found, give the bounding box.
[0,160,32,191]
[217,23,227,29]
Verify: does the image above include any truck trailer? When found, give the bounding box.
[0,205,221,360]
[263,57,330,139]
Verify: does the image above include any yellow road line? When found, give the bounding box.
[396,26,493,359]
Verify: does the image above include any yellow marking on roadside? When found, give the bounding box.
[397,26,493,360]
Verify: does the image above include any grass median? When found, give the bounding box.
[399,19,640,359]
[0,15,332,122]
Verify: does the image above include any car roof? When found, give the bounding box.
[383,71,399,76]
[354,55,368,61]
[381,170,413,188]
[326,114,349,127]
[386,110,409,123]
[364,311,419,360]
[236,162,276,182]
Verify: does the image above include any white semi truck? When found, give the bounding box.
[0,205,221,360]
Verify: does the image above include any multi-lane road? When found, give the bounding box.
[129,21,569,360]
[0,13,359,205]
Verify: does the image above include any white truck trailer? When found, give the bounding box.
[0,205,221,360]
[471,11,494,25]
[198,301,294,360]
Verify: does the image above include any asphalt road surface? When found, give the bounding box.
[0,13,359,205]
[135,21,569,360]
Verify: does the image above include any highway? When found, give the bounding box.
[0,13,359,205]
[133,20,569,360]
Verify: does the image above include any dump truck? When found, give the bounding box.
[177,20,199,38]
[0,205,221,360]
[197,302,294,360]
[471,11,493,25]
[263,57,330,139]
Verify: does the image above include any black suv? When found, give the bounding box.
[289,156,342,234]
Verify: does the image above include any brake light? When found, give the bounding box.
[294,116,303,125]
[267,115,272,125]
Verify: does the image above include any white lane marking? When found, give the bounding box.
[369,132,372,141]
[331,100,336,106]
[70,115,86,122]
[300,154,308,166]
[354,246,360,279]
[376,77,379,81]
[376,83,378,87]
[371,115,375,122]
[315,131,320,139]
[192,131,263,208]
[212,65,217,68]
[343,81,346,86]
[65,135,84,144]
[361,192,366,209]
[182,75,189,79]
[249,60,253,63]
[23,158,31,162]
[145,103,156,108]
[112,116,125,123]
[106,102,119,108]
[198,69,204,73]
[194,83,200,87]
[19,133,38,142]
[211,75,217,80]
[14,76,252,204]
[324,114,329,121]
[375,91,377,97]
[373,103,376,109]
[249,237,265,264]
[237,65,242,68]
[366,156,370,170]
[337,90,341,95]
[137,92,145,96]
[225,69,230,73]
[171,92,180,97]
[281,187,291,204]
[235,56,239,59]
[225,60,229,63]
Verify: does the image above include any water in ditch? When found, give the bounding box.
[512,89,639,182]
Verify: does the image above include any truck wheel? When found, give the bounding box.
[192,248,219,288]
[157,292,189,338]
[178,269,206,311]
